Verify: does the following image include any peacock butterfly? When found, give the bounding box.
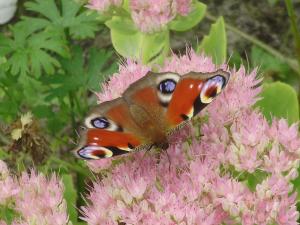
[74,70,230,159]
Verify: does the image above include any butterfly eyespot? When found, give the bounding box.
[158,79,176,94]
[78,146,113,159]
[85,115,121,131]
[156,73,180,106]
[91,117,109,129]
[200,75,225,104]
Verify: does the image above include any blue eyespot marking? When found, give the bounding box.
[91,117,109,129]
[158,79,176,94]
[211,75,225,87]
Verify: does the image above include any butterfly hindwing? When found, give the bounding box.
[74,98,149,159]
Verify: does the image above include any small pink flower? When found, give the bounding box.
[87,158,113,172]
[87,0,122,12]
[130,0,177,33]
[276,193,299,225]
[268,119,300,154]
[0,160,19,205]
[263,144,295,176]
[175,0,192,16]
[231,110,269,148]
[207,67,262,124]
[14,170,68,225]
[96,60,150,102]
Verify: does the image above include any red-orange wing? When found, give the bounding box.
[166,70,230,130]
[74,98,149,159]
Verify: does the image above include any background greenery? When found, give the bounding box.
[0,0,300,224]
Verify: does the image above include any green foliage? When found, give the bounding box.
[42,46,114,99]
[0,207,17,224]
[197,17,227,65]
[169,2,207,32]
[251,46,292,78]
[62,174,78,224]
[255,82,299,124]
[0,0,100,77]
[0,25,68,77]
[0,0,116,127]
[104,2,210,64]
[106,17,169,64]
[24,0,100,39]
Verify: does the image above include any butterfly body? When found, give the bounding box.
[75,70,230,160]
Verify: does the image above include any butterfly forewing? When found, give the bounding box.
[166,69,230,129]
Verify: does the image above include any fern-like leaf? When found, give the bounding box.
[25,0,99,39]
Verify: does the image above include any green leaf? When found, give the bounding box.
[245,170,268,191]
[292,167,300,203]
[25,0,100,39]
[0,34,13,56]
[32,105,53,118]
[25,0,60,22]
[62,174,78,224]
[105,16,138,34]
[87,48,116,91]
[255,82,299,124]
[18,17,51,34]
[169,2,206,32]
[2,20,68,77]
[42,46,116,100]
[251,46,291,78]
[0,207,17,224]
[197,17,227,65]
[9,50,28,76]
[108,18,169,64]
[140,31,169,64]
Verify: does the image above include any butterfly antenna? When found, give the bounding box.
[69,139,78,145]
[75,128,81,138]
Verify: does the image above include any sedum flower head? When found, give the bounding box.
[130,0,192,33]
[13,171,69,225]
[87,0,193,33]
[0,160,69,225]
[82,50,300,224]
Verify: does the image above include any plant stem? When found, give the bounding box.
[205,12,300,76]
[284,0,300,71]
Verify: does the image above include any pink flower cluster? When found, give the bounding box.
[82,50,300,224]
[87,0,122,12]
[0,161,68,225]
[130,0,173,33]
[87,0,193,33]
[130,0,193,33]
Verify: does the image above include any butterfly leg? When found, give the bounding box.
[141,144,155,159]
